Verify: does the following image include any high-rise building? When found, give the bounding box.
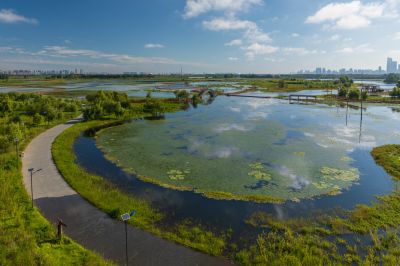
[387,58,398,73]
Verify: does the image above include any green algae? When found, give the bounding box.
[320,167,359,182]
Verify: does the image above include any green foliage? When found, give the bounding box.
[339,76,353,88]
[174,90,189,100]
[84,91,130,120]
[348,89,360,99]
[0,93,111,265]
[389,87,400,98]
[384,73,400,84]
[143,98,165,118]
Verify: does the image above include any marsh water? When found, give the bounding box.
[75,94,398,240]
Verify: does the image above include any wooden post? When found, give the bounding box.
[57,219,67,239]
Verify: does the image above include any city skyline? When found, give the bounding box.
[1,0,400,73]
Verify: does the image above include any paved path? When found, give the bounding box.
[22,118,231,266]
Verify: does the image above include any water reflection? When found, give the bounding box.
[75,95,398,241]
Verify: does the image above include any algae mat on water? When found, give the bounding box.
[94,97,371,203]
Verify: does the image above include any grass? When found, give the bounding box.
[250,79,336,92]
[0,118,112,265]
[52,119,229,257]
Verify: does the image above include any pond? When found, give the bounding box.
[75,95,398,238]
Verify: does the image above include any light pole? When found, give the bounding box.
[28,168,42,208]
[121,210,136,266]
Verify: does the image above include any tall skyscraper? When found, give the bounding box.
[387,58,398,73]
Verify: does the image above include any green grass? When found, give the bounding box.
[52,120,229,257]
[250,79,336,92]
[0,119,112,265]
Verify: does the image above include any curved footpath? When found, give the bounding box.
[22,118,231,266]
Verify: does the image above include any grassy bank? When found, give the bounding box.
[0,120,111,265]
[52,120,229,257]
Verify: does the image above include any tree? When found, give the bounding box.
[338,88,348,97]
[339,76,353,88]
[278,80,285,89]
[32,113,44,126]
[174,90,189,101]
[390,87,400,98]
[348,89,360,100]
[384,73,400,84]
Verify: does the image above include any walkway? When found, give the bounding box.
[22,118,231,266]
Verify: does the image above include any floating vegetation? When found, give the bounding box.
[248,162,272,181]
[167,169,190,180]
[312,181,330,189]
[320,167,359,182]
[340,156,353,162]
[293,151,305,157]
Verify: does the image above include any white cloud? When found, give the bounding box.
[183,0,262,18]
[336,44,374,53]
[225,39,242,46]
[0,9,38,24]
[228,57,238,61]
[394,32,400,40]
[144,43,165,49]
[245,43,278,59]
[26,46,208,67]
[291,33,300,37]
[330,34,341,41]
[306,1,384,29]
[203,18,256,31]
[282,47,319,55]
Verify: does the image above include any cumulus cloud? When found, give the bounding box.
[306,1,384,29]
[336,43,374,53]
[0,9,38,24]
[144,43,165,49]
[225,39,243,46]
[183,0,262,18]
[244,43,278,59]
[183,1,273,60]
[282,47,320,55]
[202,18,256,31]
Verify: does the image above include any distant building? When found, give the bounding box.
[387,58,398,73]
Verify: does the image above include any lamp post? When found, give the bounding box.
[28,168,42,208]
[121,210,136,266]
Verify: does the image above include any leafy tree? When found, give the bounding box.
[348,89,360,100]
[390,87,400,98]
[278,80,286,89]
[384,73,400,84]
[32,113,44,126]
[174,90,189,100]
[338,88,348,97]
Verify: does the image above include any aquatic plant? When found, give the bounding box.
[248,162,272,181]
[320,167,359,182]
[293,151,305,157]
[167,169,189,180]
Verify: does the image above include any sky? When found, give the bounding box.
[0,0,400,74]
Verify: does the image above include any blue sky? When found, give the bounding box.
[0,0,400,74]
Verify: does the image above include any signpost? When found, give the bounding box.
[28,168,42,208]
[121,210,136,266]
